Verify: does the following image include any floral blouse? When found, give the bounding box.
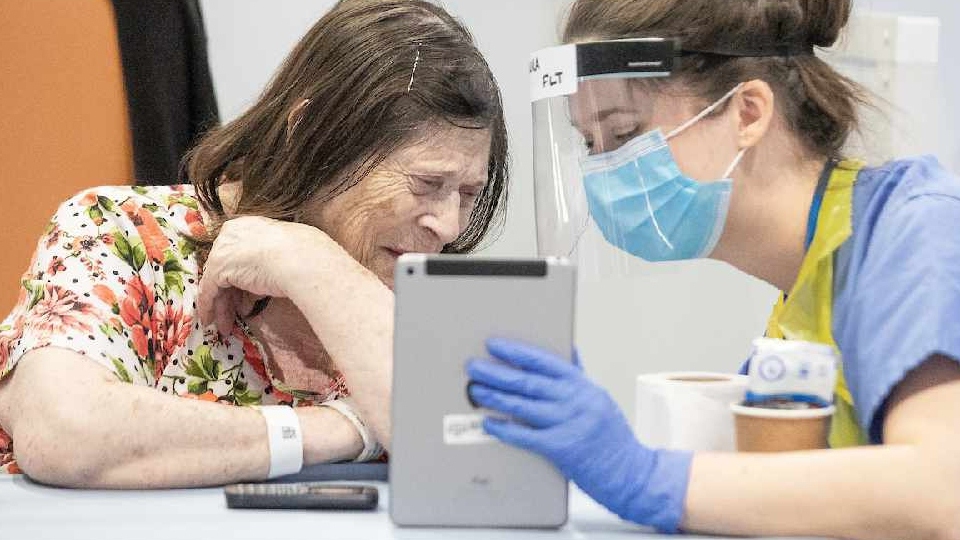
[0,185,354,474]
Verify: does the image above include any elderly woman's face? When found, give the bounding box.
[310,125,492,289]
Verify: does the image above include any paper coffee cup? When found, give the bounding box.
[635,372,747,452]
[730,403,835,452]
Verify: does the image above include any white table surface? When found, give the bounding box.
[0,474,826,540]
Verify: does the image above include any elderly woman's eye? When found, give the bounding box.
[412,176,444,194]
[460,190,481,208]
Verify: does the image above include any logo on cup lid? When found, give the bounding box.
[758,356,787,382]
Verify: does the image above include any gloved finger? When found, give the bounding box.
[467,359,573,401]
[486,338,579,379]
[468,384,571,429]
[482,417,551,455]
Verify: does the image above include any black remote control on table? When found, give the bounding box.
[224,482,379,510]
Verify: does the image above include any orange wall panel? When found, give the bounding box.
[0,0,134,314]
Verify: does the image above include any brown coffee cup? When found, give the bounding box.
[730,403,835,452]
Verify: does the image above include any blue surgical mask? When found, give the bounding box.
[580,85,746,262]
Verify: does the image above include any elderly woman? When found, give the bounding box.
[0,0,507,488]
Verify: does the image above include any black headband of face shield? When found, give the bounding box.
[680,44,815,58]
[576,39,815,79]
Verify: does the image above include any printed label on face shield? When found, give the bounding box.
[530,44,577,102]
[443,414,496,445]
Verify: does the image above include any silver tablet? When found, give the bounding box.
[389,255,576,528]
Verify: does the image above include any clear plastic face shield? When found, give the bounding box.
[531,39,740,277]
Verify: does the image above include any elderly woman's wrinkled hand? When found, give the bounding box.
[197,216,340,336]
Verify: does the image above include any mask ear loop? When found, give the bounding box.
[722,148,747,179]
[665,83,744,140]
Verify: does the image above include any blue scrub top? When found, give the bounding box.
[832,155,960,443]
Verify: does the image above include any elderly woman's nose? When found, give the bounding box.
[419,193,462,245]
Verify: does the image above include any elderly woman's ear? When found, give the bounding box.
[286,99,311,141]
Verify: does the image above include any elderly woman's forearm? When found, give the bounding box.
[0,348,361,488]
[682,445,960,540]
[287,253,395,448]
[7,372,266,487]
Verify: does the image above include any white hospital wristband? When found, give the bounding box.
[256,405,304,479]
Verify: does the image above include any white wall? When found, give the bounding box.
[201,1,337,121]
[199,0,954,418]
[824,4,956,173]
[852,0,959,172]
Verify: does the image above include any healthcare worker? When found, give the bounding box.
[467,0,960,538]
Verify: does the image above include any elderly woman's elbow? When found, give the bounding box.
[13,407,109,488]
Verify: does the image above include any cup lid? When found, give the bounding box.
[730,403,836,419]
[637,372,748,385]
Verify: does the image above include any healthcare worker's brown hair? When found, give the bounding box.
[563,0,868,158]
[186,0,508,261]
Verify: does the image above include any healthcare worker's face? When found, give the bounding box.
[310,125,491,289]
[570,79,742,182]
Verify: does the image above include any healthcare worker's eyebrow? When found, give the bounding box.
[572,106,640,132]
[594,106,638,121]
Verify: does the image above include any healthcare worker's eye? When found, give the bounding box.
[614,127,641,142]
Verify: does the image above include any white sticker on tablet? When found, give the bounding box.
[443,414,495,445]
